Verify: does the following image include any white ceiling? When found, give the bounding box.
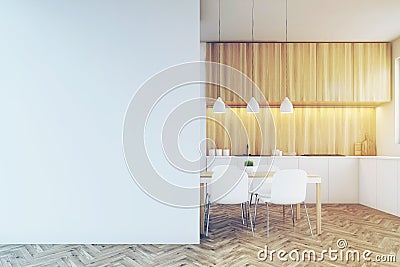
[201,0,400,42]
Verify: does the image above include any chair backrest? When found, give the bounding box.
[209,165,249,204]
[249,165,280,195]
[270,169,308,204]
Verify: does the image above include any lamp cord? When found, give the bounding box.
[218,0,221,98]
[251,0,255,98]
[285,0,288,98]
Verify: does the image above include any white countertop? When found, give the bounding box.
[206,155,400,159]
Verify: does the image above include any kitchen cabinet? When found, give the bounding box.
[206,42,390,106]
[272,157,298,170]
[353,43,391,102]
[299,158,329,203]
[286,43,317,103]
[376,159,397,215]
[398,161,400,216]
[328,158,358,203]
[206,43,252,106]
[253,43,285,104]
[359,158,377,208]
[206,157,238,171]
[235,157,272,169]
[204,156,400,217]
[316,43,353,102]
[205,43,218,106]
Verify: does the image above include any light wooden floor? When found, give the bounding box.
[0,204,399,266]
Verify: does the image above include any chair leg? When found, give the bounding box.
[204,193,209,226]
[205,201,211,237]
[303,202,313,236]
[254,196,259,228]
[240,203,245,225]
[282,205,285,217]
[246,201,254,237]
[290,204,295,226]
[249,193,253,207]
[266,202,270,237]
[245,202,249,227]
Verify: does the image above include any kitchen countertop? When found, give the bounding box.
[206,155,400,159]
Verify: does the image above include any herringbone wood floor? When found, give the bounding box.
[1,204,399,266]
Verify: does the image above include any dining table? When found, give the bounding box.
[200,171,322,236]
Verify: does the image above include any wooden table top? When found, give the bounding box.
[200,171,322,183]
[200,171,320,178]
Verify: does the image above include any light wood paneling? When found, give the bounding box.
[253,43,285,104]
[206,107,376,156]
[317,43,354,101]
[206,43,252,106]
[286,43,317,103]
[206,42,391,105]
[206,107,276,155]
[354,43,391,102]
[205,43,218,106]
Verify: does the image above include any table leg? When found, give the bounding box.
[296,203,301,219]
[316,183,322,235]
[200,183,204,235]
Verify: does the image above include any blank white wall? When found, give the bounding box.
[377,37,400,156]
[0,0,200,243]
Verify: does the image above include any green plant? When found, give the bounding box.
[244,160,254,166]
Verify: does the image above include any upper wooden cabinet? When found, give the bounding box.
[286,43,317,103]
[317,43,354,102]
[206,42,391,106]
[353,43,391,102]
[253,43,285,104]
[205,43,251,106]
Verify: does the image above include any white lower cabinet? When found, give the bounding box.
[359,158,399,216]
[328,158,359,203]
[205,156,400,217]
[235,157,272,170]
[299,158,329,203]
[359,158,377,208]
[398,161,400,217]
[272,157,299,170]
[206,157,237,171]
[376,160,397,215]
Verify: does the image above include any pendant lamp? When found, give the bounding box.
[213,0,226,113]
[246,0,259,113]
[280,0,293,113]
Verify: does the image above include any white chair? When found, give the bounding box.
[249,164,280,227]
[249,164,280,203]
[205,165,254,237]
[257,169,313,236]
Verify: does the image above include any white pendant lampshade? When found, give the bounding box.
[280,97,293,113]
[213,97,226,113]
[246,97,260,113]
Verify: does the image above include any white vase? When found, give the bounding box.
[216,149,223,156]
[208,149,215,156]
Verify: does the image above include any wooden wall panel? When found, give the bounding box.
[253,43,285,104]
[206,107,376,156]
[205,43,253,106]
[286,43,317,103]
[354,43,391,102]
[206,43,218,106]
[317,43,353,102]
[207,42,390,105]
